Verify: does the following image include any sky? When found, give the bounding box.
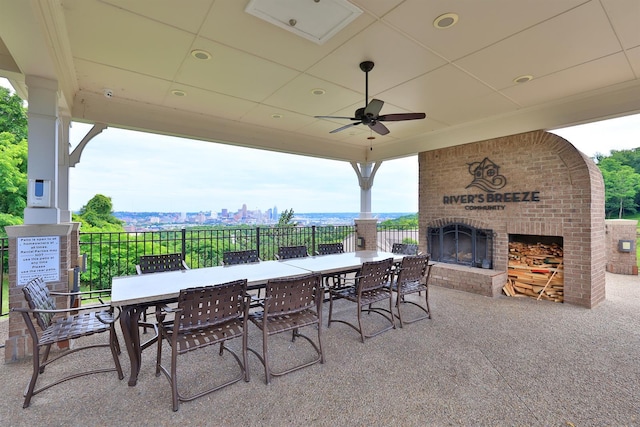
[2,78,639,214]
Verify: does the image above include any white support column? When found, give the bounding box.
[58,116,71,222]
[23,76,60,225]
[350,161,382,219]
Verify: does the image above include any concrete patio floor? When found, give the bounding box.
[1,272,639,426]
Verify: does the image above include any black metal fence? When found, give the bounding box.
[78,225,357,294]
[0,224,420,316]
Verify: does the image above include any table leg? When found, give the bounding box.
[120,305,143,386]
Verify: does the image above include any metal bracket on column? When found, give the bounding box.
[350,161,382,190]
[69,123,107,167]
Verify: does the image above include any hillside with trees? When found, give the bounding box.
[597,149,640,218]
[0,87,28,236]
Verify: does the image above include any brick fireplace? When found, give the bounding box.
[418,130,606,308]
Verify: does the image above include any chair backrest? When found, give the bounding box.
[22,277,56,330]
[391,243,419,255]
[263,273,321,317]
[137,253,187,274]
[396,254,430,285]
[357,258,393,292]
[176,279,247,331]
[223,249,260,265]
[317,243,344,255]
[277,245,309,260]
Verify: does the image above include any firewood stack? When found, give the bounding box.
[504,241,564,302]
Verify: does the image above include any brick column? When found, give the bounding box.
[4,224,75,362]
[354,218,379,251]
[605,219,638,275]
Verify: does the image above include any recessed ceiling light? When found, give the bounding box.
[171,90,187,97]
[311,88,325,96]
[271,113,283,119]
[191,49,211,60]
[513,75,533,84]
[433,13,458,29]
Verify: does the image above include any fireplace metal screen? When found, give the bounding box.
[428,223,493,268]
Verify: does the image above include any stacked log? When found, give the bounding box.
[504,241,564,302]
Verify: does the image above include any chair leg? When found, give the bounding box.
[327,292,334,328]
[317,323,325,364]
[389,293,396,330]
[155,331,163,376]
[23,344,42,408]
[356,305,365,343]
[262,326,271,384]
[39,344,52,374]
[170,344,179,412]
[242,327,250,383]
[396,292,404,328]
[424,288,431,319]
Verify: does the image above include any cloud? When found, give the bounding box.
[68,123,417,213]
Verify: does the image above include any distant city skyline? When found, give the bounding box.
[2,78,640,214]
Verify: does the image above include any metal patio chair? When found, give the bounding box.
[223,249,260,265]
[135,253,189,347]
[389,254,432,327]
[391,243,419,255]
[316,243,347,294]
[13,277,123,408]
[136,253,189,274]
[248,273,324,384]
[328,258,396,342]
[316,242,344,255]
[155,279,250,411]
[276,245,309,260]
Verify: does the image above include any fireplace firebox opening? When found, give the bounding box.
[428,223,493,268]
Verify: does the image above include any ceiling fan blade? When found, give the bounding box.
[330,122,362,134]
[314,115,359,120]
[364,99,384,117]
[378,112,426,122]
[368,121,389,135]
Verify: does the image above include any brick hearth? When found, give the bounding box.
[418,130,606,308]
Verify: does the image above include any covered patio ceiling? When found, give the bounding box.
[0,0,639,164]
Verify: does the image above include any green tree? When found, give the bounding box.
[73,194,124,231]
[0,132,27,236]
[277,208,298,227]
[0,86,28,142]
[598,158,640,218]
[379,213,418,229]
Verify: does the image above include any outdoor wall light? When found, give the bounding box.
[618,240,634,252]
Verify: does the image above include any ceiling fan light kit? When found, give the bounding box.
[315,61,426,136]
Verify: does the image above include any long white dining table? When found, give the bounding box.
[111,251,401,386]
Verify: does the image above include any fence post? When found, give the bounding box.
[181,228,186,262]
[255,227,261,259]
[312,225,316,254]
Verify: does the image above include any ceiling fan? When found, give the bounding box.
[314,61,426,136]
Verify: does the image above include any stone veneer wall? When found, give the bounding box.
[418,130,606,308]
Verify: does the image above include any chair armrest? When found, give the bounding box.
[12,304,120,323]
[155,304,181,323]
[181,260,190,270]
[50,289,109,297]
